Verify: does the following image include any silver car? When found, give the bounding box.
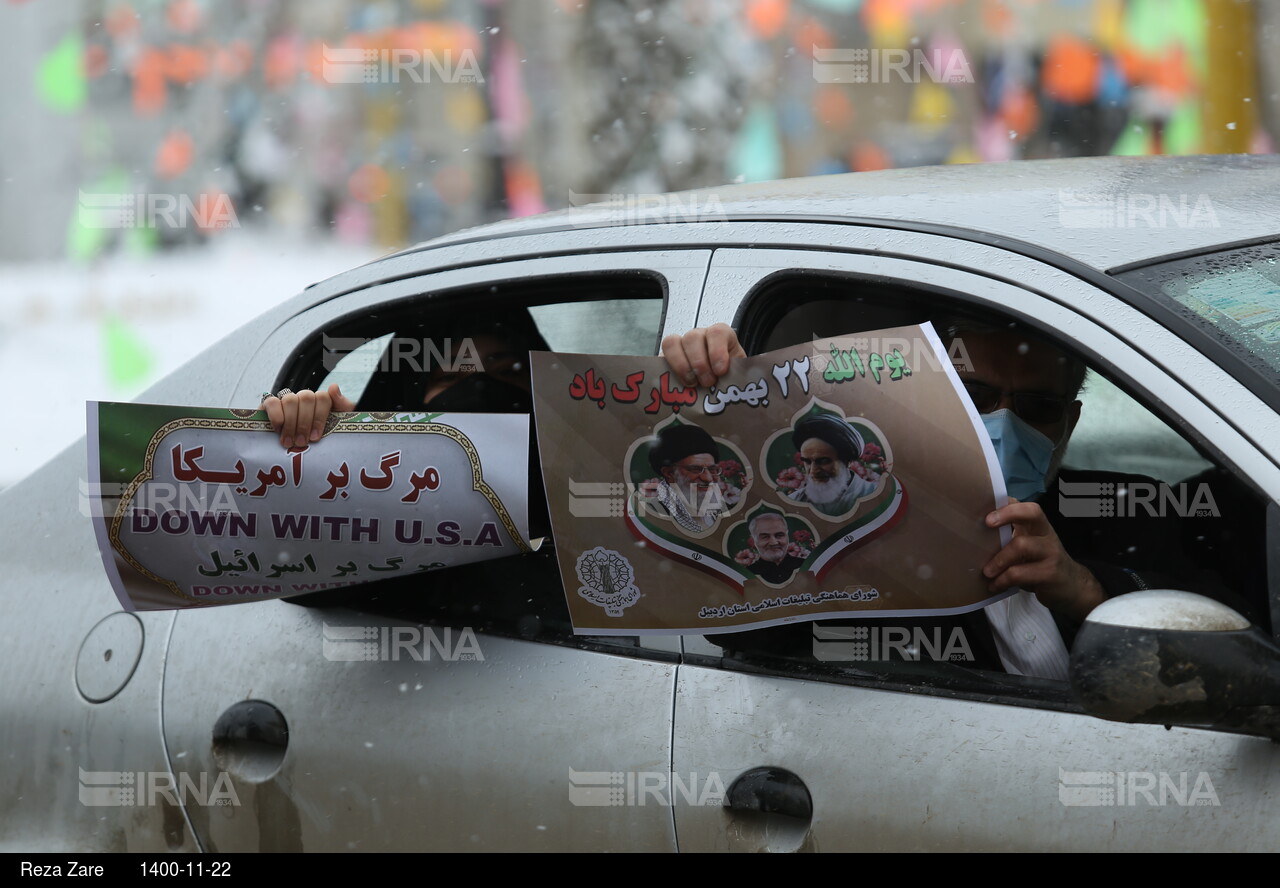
[4,154,1279,852]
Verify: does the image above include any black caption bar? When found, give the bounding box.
[8,854,382,878]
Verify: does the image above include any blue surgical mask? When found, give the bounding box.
[982,409,1055,501]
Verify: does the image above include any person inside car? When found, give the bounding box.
[264,317,1257,676]
[663,320,1262,678]
[264,315,542,448]
[264,313,551,545]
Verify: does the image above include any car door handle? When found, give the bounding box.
[724,767,812,820]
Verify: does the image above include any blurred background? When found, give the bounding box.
[2,0,1278,487]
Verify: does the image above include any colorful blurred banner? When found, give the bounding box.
[731,104,784,184]
[12,0,1269,264]
[102,315,156,392]
[36,32,86,112]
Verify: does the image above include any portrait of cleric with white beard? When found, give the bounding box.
[786,412,879,517]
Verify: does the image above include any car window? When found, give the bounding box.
[276,273,665,653]
[310,280,666,406]
[709,272,1270,698]
[1115,239,1280,414]
[529,299,663,354]
[1063,372,1211,484]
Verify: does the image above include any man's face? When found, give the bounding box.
[661,453,720,512]
[798,436,854,505]
[752,516,789,563]
[953,329,1082,483]
[799,437,845,483]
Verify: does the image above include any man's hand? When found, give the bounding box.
[661,323,746,388]
[983,499,1106,622]
[261,384,355,449]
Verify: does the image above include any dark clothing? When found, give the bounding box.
[1045,467,1265,634]
[751,554,805,586]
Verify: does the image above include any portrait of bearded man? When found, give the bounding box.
[787,413,879,516]
[747,511,805,585]
[645,423,726,534]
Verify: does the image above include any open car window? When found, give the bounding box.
[706,271,1271,699]
[1064,373,1212,485]
[274,272,666,653]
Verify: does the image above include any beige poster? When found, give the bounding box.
[531,323,1011,635]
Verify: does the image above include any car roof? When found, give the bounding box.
[397,154,1280,272]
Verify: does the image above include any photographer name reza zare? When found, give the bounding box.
[19,861,231,877]
[20,862,104,877]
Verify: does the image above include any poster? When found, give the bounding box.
[87,403,532,611]
[531,323,1012,634]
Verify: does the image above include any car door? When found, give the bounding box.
[161,249,710,851]
[670,234,1280,852]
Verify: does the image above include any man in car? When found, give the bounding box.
[748,512,804,585]
[662,321,1109,678]
[644,423,726,534]
[788,412,879,515]
[268,317,1095,668]
[265,318,1224,677]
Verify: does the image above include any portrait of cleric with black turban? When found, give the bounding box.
[785,412,882,517]
[638,421,744,535]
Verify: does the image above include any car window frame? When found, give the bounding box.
[279,271,671,398]
[229,249,715,662]
[684,242,1280,714]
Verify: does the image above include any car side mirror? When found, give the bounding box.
[1071,590,1280,740]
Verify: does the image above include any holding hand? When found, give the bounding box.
[983,499,1106,622]
[261,384,355,449]
[661,323,746,388]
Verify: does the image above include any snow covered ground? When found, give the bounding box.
[0,234,380,489]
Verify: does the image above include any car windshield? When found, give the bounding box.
[1116,241,1280,403]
